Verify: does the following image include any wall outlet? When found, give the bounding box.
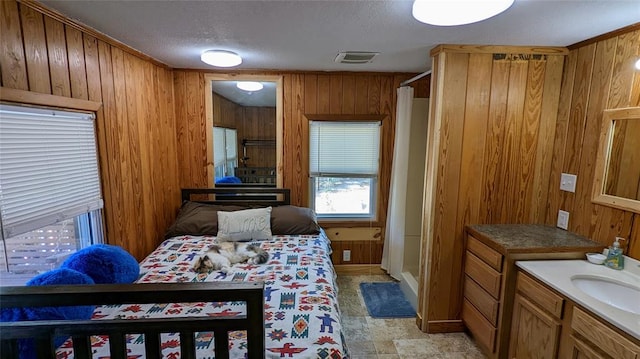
[560,173,577,193]
[557,210,570,230]
[343,250,351,262]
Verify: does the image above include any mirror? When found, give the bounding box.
[592,107,640,213]
[204,74,283,188]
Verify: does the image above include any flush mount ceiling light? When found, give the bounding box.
[635,58,640,70]
[412,0,515,26]
[236,81,264,92]
[200,50,242,67]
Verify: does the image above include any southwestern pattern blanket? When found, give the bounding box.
[56,233,347,359]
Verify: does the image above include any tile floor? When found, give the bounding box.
[336,273,486,359]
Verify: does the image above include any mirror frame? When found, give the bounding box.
[592,106,640,213]
[204,74,284,188]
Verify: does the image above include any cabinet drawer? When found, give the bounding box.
[465,252,502,299]
[464,275,499,325]
[467,235,503,271]
[572,307,640,359]
[462,298,497,353]
[516,272,564,319]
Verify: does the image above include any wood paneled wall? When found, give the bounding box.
[212,93,276,169]
[241,106,276,168]
[0,0,181,260]
[212,92,240,129]
[174,70,429,264]
[545,27,640,258]
[419,45,568,332]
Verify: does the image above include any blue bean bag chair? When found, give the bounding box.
[0,268,96,359]
[61,244,140,284]
[215,176,242,184]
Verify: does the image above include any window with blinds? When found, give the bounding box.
[0,104,104,282]
[309,121,381,219]
[213,126,238,180]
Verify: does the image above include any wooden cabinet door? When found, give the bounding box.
[509,294,561,359]
[569,336,607,359]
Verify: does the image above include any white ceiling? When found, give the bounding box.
[40,0,639,74]
[211,80,277,107]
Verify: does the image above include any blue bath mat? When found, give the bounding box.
[359,282,415,318]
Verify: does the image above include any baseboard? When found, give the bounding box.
[334,264,386,275]
[426,320,465,333]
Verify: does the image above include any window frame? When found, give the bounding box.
[306,114,386,225]
[0,88,105,280]
[213,126,238,179]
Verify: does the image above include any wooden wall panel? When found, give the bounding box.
[20,5,50,94]
[0,0,181,261]
[420,45,568,331]
[242,107,276,168]
[66,26,88,100]
[0,0,28,89]
[530,55,563,222]
[546,29,640,257]
[44,15,71,97]
[480,59,510,223]
[429,52,468,321]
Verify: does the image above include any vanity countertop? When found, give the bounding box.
[517,258,640,341]
[466,224,605,255]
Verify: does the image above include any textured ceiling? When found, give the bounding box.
[212,81,277,107]
[40,0,639,73]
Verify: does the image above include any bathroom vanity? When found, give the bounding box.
[514,259,640,358]
[462,224,604,359]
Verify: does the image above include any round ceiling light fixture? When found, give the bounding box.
[200,50,242,67]
[412,0,515,26]
[635,58,640,70]
[236,81,264,92]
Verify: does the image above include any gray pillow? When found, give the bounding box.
[217,207,273,241]
[270,205,320,235]
[164,201,247,239]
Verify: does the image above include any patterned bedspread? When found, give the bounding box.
[56,233,348,359]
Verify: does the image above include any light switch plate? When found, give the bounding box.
[557,210,569,230]
[560,173,577,193]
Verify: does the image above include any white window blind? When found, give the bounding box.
[0,104,104,239]
[309,121,380,176]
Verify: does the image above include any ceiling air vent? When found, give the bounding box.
[334,51,379,64]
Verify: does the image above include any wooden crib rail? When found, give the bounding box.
[0,281,265,359]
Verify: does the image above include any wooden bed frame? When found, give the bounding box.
[0,187,292,359]
[182,187,290,206]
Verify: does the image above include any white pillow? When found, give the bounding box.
[217,207,272,241]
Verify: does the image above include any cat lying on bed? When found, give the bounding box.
[193,242,269,274]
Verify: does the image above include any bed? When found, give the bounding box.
[0,188,348,359]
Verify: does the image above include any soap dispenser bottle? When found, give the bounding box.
[604,237,625,270]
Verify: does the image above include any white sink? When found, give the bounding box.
[571,275,640,315]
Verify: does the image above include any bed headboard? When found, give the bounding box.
[181,187,290,207]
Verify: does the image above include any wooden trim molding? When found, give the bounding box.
[591,107,640,213]
[425,320,465,333]
[18,0,169,68]
[319,220,383,228]
[430,44,569,57]
[569,22,640,50]
[334,264,386,275]
[306,114,387,122]
[0,86,102,112]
